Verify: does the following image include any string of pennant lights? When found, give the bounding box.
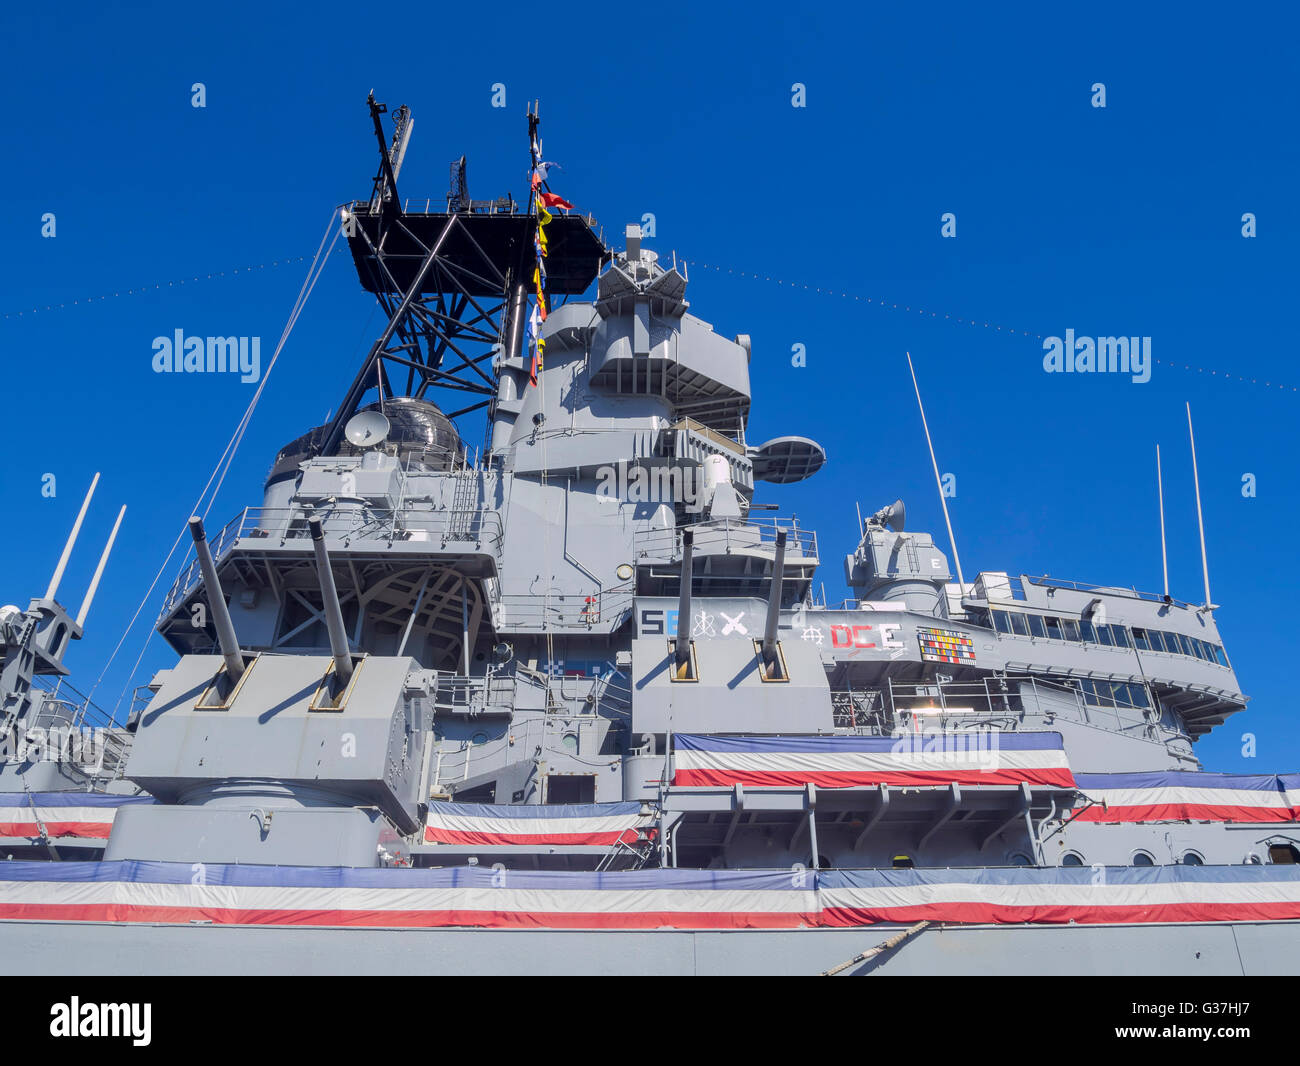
[5,231,1288,396]
[687,261,1297,393]
[0,256,310,321]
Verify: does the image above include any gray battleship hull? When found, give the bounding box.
[2,919,1296,976]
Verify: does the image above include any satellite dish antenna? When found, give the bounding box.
[868,499,906,532]
[344,410,391,448]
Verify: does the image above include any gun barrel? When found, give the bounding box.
[308,517,354,685]
[675,529,694,666]
[761,530,788,666]
[188,517,245,682]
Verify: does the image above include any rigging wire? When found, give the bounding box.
[87,209,344,719]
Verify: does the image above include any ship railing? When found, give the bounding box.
[660,417,748,458]
[1019,574,1197,611]
[430,672,513,716]
[885,677,1027,733]
[30,675,119,730]
[633,517,817,562]
[885,674,1161,737]
[349,197,522,217]
[432,715,546,794]
[495,584,636,631]
[593,670,633,719]
[160,505,505,618]
[17,692,132,779]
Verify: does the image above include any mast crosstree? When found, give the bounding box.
[322,95,606,454]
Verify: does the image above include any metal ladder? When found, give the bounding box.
[447,471,478,540]
[596,834,656,872]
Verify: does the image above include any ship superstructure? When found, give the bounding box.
[1,97,1297,975]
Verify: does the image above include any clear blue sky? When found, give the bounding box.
[1,3,1296,772]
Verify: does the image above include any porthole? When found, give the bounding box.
[470,731,488,746]
[1008,853,1033,867]
[1181,851,1204,866]
[560,732,579,753]
[1061,852,1084,867]
[1131,851,1155,867]
[616,563,634,580]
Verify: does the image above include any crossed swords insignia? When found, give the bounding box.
[720,611,748,636]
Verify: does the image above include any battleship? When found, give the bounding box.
[2,95,1299,977]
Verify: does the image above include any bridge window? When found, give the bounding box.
[1213,646,1229,667]
[1027,614,1047,638]
[1009,613,1029,637]
[1133,628,1152,651]
[456,781,496,803]
[1081,680,1142,710]
[1095,624,1114,647]
[992,610,1012,634]
[547,775,596,804]
[1079,620,1097,643]
[1061,619,1081,641]
[1044,616,1063,640]
[1110,625,1131,649]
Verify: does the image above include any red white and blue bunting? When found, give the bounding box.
[423,801,653,847]
[0,793,153,840]
[671,732,1076,789]
[0,861,1297,929]
[1073,772,1299,823]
